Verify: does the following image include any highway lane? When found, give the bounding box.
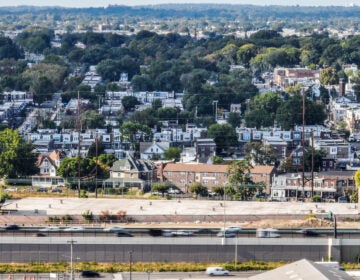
[0,227,358,238]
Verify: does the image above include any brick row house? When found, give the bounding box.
[271,171,355,201]
[162,163,275,194]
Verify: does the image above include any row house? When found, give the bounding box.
[163,163,229,193]
[162,163,274,194]
[273,67,320,88]
[3,91,33,103]
[311,138,351,160]
[236,125,331,144]
[271,171,355,201]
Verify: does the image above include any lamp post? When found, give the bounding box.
[146,270,151,280]
[128,251,133,280]
[67,240,77,280]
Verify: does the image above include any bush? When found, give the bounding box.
[82,210,93,222]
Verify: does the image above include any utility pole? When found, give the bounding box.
[311,130,314,198]
[95,131,98,198]
[67,240,77,280]
[129,251,133,280]
[77,91,81,198]
[213,100,218,122]
[301,88,305,200]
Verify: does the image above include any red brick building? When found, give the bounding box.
[162,163,275,194]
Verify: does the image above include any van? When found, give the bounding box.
[256,228,280,238]
[206,267,229,276]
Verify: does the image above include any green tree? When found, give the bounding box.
[246,142,279,166]
[275,95,326,130]
[30,76,54,105]
[81,110,105,129]
[152,182,170,197]
[207,123,238,154]
[320,67,339,85]
[164,147,181,161]
[0,129,38,178]
[304,149,327,172]
[122,96,140,112]
[227,112,241,128]
[120,122,152,147]
[227,159,256,201]
[189,182,208,199]
[87,140,105,158]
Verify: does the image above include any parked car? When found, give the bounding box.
[206,267,229,276]
[5,224,20,230]
[51,189,62,193]
[37,188,48,193]
[81,270,100,278]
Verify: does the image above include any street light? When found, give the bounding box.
[146,270,152,280]
[67,240,77,280]
[128,251,133,280]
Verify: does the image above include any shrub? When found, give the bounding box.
[82,210,93,222]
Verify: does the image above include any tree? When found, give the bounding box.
[0,129,38,178]
[207,123,238,154]
[152,182,170,197]
[87,140,105,158]
[320,67,339,85]
[189,183,208,199]
[30,76,54,105]
[246,142,279,166]
[81,110,105,129]
[164,147,181,161]
[122,96,140,112]
[355,169,360,205]
[120,122,152,148]
[275,95,326,130]
[227,112,241,128]
[227,159,257,201]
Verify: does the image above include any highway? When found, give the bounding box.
[0,226,356,238]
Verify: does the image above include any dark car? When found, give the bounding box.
[5,224,20,230]
[297,229,319,236]
[33,232,47,237]
[116,231,133,237]
[81,270,100,278]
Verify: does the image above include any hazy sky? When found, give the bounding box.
[0,0,359,7]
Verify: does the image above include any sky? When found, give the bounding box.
[0,0,359,7]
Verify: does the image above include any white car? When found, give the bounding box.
[103,226,124,232]
[63,227,84,232]
[39,226,61,232]
[171,230,194,236]
[224,226,242,233]
[206,267,229,276]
